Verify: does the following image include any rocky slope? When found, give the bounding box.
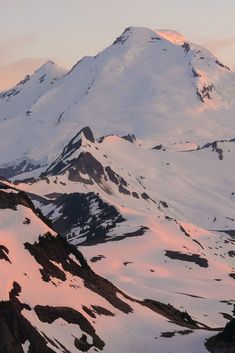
[0,185,219,353]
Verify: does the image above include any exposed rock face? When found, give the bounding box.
[112,27,131,45]
[201,139,233,160]
[68,152,105,184]
[0,301,56,353]
[165,250,209,268]
[34,192,125,244]
[43,126,95,177]
[206,319,235,353]
[0,190,33,210]
[143,299,199,329]
[0,245,11,263]
[105,166,130,195]
[215,60,230,71]
[34,305,105,350]
[196,85,214,102]
[42,127,136,197]
[24,232,133,314]
[122,134,136,143]
[74,334,92,351]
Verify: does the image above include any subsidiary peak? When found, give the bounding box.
[33,59,65,78]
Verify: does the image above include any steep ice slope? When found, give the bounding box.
[0,27,234,171]
[0,186,217,353]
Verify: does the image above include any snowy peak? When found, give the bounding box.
[113,26,161,45]
[113,26,189,48]
[112,26,231,75]
[43,126,95,176]
[0,59,65,104]
[34,60,56,73]
[0,60,65,99]
[62,126,95,154]
[31,60,65,83]
[41,128,144,199]
[78,126,95,143]
[0,59,66,127]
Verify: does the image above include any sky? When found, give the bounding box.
[0,0,235,90]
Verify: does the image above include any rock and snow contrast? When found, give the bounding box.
[0,27,235,352]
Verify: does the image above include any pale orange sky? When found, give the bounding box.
[0,0,234,90]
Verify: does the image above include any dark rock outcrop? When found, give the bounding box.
[24,232,133,314]
[165,250,209,268]
[206,318,235,353]
[0,300,56,353]
[43,192,125,243]
[35,305,105,350]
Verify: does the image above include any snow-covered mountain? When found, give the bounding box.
[0,60,65,122]
[0,26,234,173]
[0,26,235,353]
